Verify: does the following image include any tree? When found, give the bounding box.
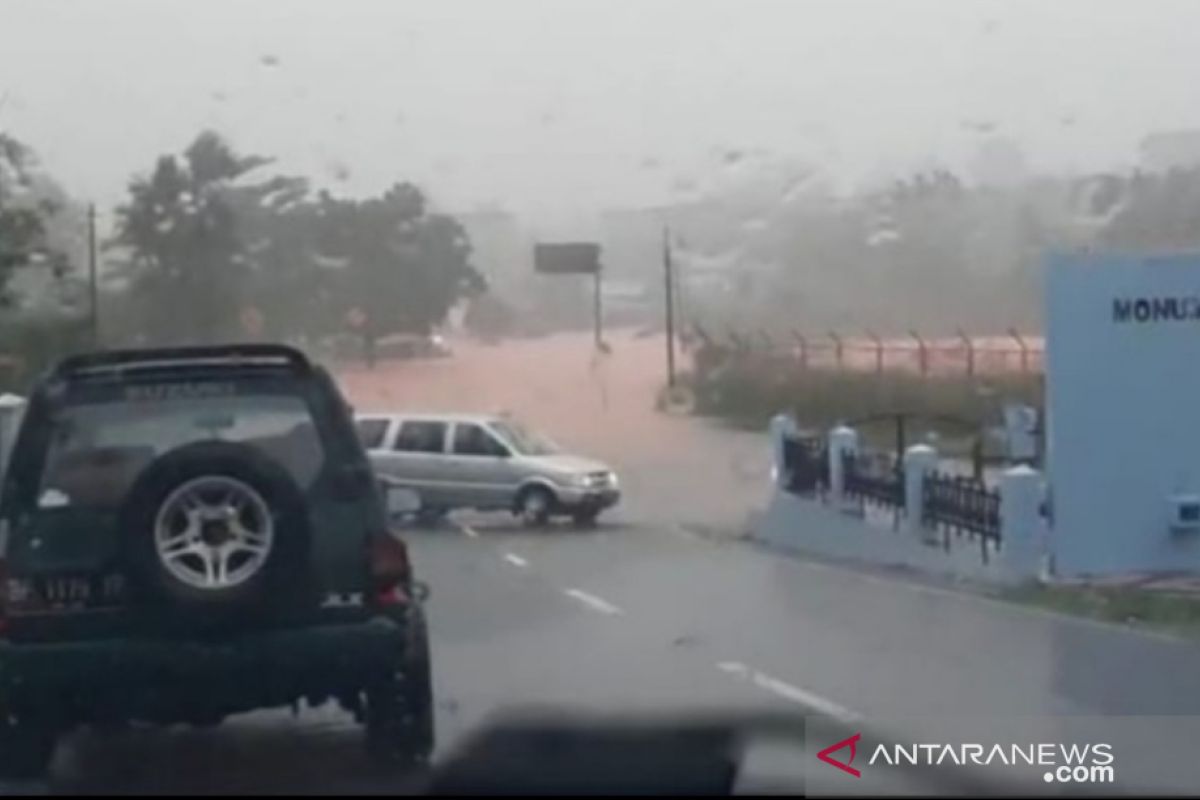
[1099,168,1200,250]
[111,131,275,343]
[314,183,484,346]
[112,131,483,347]
[0,133,70,309]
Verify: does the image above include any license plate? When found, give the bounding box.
[35,573,126,608]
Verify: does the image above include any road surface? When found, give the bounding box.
[36,505,1200,794]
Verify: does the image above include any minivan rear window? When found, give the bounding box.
[452,423,509,457]
[355,418,390,450]
[393,421,446,454]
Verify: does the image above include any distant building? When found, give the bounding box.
[1139,130,1200,172]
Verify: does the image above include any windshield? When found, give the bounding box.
[488,418,560,456]
[4,0,1200,794]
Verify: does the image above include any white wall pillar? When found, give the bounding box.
[828,425,859,505]
[903,444,938,540]
[1001,465,1043,581]
[0,393,27,479]
[768,412,799,489]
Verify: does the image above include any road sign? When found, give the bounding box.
[534,242,601,275]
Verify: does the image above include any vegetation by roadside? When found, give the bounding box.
[1003,583,1200,637]
[0,314,91,392]
[681,352,1041,444]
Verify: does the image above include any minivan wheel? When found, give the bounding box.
[0,714,57,781]
[515,486,555,527]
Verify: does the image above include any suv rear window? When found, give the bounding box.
[393,421,446,454]
[40,392,324,510]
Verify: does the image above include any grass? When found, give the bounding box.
[1003,583,1200,637]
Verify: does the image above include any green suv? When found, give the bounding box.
[0,344,433,780]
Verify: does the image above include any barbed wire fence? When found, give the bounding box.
[681,323,1044,379]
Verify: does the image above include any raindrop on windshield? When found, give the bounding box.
[327,162,351,183]
[961,119,998,134]
[670,176,698,196]
[780,170,815,204]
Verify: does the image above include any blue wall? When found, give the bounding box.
[1046,252,1200,576]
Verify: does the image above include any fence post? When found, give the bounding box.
[828,331,844,371]
[1000,465,1043,581]
[909,330,928,377]
[792,330,808,371]
[957,328,974,378]
[768,412,798,489]
[1008,328,1030,375]
[867,329,883,375]
[903,444,937,541]
[0,393,27,479]
[828,425,858,505]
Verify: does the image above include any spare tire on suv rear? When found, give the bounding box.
[119,440,314,624]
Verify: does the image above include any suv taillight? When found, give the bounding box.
[0,520,7,636]
[0,561,6,636]
[370,534,411,608]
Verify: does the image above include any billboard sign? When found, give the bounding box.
[534,242,601,275]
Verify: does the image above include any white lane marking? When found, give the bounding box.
[456,521,480,539]
[717,661,859,722]
[504,552,529,568]
[670,524,701,541]
[564,588,624,616]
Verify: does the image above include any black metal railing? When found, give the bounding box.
[842,451,904,519]
[922,471,1001,562]
[781,434,828,496]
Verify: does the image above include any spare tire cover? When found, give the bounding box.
[119,440,312,620]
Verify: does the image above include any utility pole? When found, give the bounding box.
[663,226,676,387]
[87,203,99,346]
[593,267,603,349]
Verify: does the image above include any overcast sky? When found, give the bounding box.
[4,0,1200,235]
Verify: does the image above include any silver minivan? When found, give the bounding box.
[355,412,620,525]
